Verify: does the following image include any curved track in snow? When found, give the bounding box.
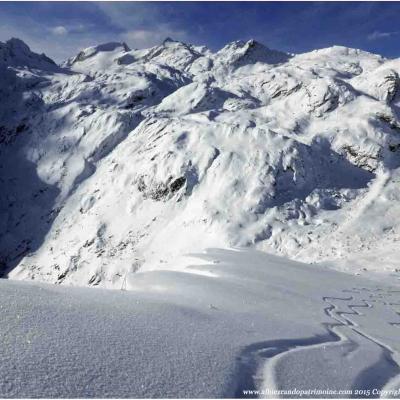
[235,288,400,398]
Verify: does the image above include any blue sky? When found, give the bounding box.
[1,2,400,62]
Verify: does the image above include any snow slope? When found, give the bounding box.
[1,249,400,398]
[1,37,400,287]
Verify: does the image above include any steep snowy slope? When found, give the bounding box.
[1,38,400,287]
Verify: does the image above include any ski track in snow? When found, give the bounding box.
[235,286,400,398]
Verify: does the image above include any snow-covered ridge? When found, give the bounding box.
[63,41,131,67]
[1,37,400,287]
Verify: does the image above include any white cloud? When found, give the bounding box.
[50,26,68,36]
[367,30,398,41]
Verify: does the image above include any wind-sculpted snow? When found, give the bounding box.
[1,249,400,398]
[1,37,400,285]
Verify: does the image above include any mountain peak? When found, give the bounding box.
[0,37,57,70]
[163,37,176,45]
[161,37,191,49]
[216,38,290,67]
[6,37,31,53]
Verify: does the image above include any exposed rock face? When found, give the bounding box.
[1,37,400,287]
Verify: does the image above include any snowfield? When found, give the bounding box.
[1,37,400,286]
[1,249,400,398]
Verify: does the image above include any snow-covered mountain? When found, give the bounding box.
[1,37,400,288]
